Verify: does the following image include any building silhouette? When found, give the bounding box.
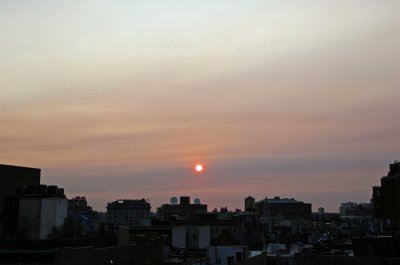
[68,196,97,232]
[372,160,400,225]
[317,207,325,222]
[107,199,151,226]
[157,196,207,221]
[0,164,41,237]
[244,196,256,213]
[3,184,67,239]
[372,186,383,219]
[256,196,312,220]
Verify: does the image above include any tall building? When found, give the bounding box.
[107,199,151,226]
[372,186,383,218]
[318,207,325,222]
[3,184,67,239]
[372,160,400,224]
[0,164,41,237]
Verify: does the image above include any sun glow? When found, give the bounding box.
[195,164,203,173]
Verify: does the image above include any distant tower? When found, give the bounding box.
[318,207,325,222]
[194,198,201,205]
[245,196,256,213]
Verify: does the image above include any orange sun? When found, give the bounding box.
[195,164,203,173]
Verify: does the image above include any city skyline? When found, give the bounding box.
[1,1,400,212]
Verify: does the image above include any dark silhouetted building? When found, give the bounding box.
[372,186,384,218]
[180,196,190,206]
[372,160,400,224]
[157,196,207,221]
[353,236,400,258]
[244,196,256,213]
[68,196,97,233]
[256,196,312,220]
[317,207,325,222]
[3,184,67,239]
[255,196,312,235]
[107,199,151,226]
[0,164,41,237]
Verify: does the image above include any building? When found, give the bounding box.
[107,199,151,226]
[317,207,325,222]
[372,186,384,219]
[244,196,256,213]
[68,196,97,233]
[255,196,312,236]
[339,202,373,219]
[340,202,357,216]
[256,196,312,220]
[3,184,67,239]
[170,217,244,247]
[207,246,249,265]
[172,224,210,249]
[157,196,207,221]
[353,236,400,258]
[372,160,400,224]
[68,196,89,218]
[0,164,41,237]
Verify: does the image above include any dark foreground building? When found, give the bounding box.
[0,164,41,237]
[0,238,161,265]
[372,160,400,225]
[3,184,67,239]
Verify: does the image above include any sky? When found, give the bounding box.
[1,1,399,212]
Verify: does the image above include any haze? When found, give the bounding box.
[1,1,399,212]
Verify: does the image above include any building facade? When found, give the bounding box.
[339,202,373,219]
[372,160,400,225]
[157,196,207,221]
[172,224,210,249]
[107,199,151,226]
[3,184,67,239]
[0,164,41,237]
[244,196,256,213]
[256,196,312,220]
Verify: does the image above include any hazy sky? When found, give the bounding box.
[1,1,399,212]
